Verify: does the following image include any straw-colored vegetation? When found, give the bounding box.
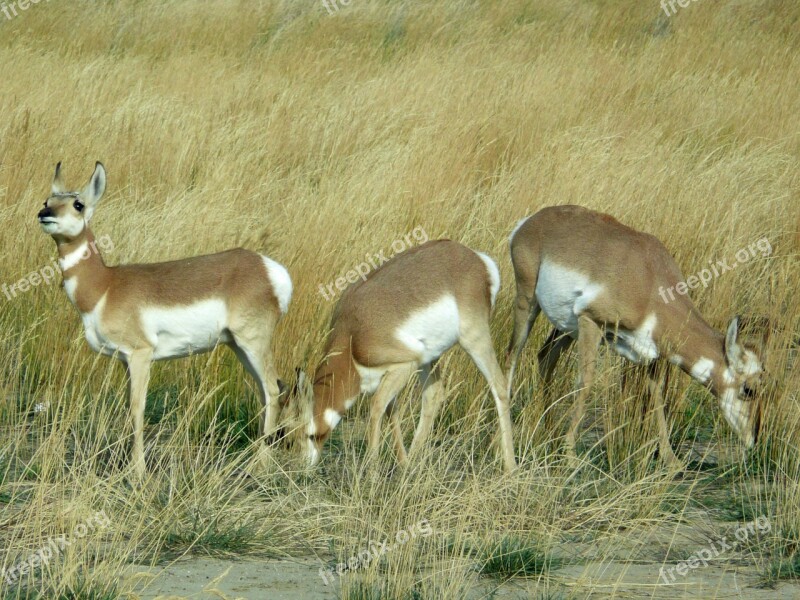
[0,1,798,598]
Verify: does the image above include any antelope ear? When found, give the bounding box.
[80,162,106,222]
[724,316,742,367]
[738,314,771,360]
[51,162,66,194]
[293,369,315,427]
[295,368,314,400]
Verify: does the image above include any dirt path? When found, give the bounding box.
[132,555,800,599]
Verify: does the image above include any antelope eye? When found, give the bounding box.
[74,201,84,212]
[743,385,755,399]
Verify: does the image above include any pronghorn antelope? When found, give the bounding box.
[37,162,292,478]
[298,239,517,472]
[506,205,764,466]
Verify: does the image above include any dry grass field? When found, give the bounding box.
[0,0,799,598]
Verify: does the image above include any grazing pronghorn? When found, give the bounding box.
[506,205,763,466]
[37,162,292,478]
[298,240,516,472]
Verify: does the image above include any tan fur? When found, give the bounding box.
[56,230,282,342]
[506,205,763,466]
[39,163,289,479]
[305,240,516,472]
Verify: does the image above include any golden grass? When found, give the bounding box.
[0,0,799,598]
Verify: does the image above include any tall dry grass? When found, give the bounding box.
[0,0,798,598]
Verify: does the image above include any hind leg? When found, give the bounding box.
[537,328,575,387]
[505,238,542,397]
[536,327,574,432]
[461,324,517,473]
[506,287,541,397]
[229,322,282,442]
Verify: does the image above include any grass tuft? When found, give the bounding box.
[479,537,561,579]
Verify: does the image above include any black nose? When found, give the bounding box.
[38,207,53,220]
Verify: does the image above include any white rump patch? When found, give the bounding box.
[395,295,460,365]
[535,260,605,334]
[474,251,501,308]
[59,241,89,272]
[262,256,292,315]
[324,408,342,430]
[611,313,659,364]
[690,357,715,383]
[141,298,230,360]
[354,362,387,395]
[508,216,530,246]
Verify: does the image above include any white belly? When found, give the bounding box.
[141,299,230,360]
[394,295,460,365]
[536,261,605,334]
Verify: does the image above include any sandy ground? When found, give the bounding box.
[131,554,800,599]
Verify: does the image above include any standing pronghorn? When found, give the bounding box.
[506,205,763,466]
[298,240,517,472]
[37,162,292,478]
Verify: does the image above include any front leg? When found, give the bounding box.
[367,365,415,463]
[126,348,153,480]
[646,363,681,469]
[409,362,445,460]
[566,316,603,465]
[386,398,408,465]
